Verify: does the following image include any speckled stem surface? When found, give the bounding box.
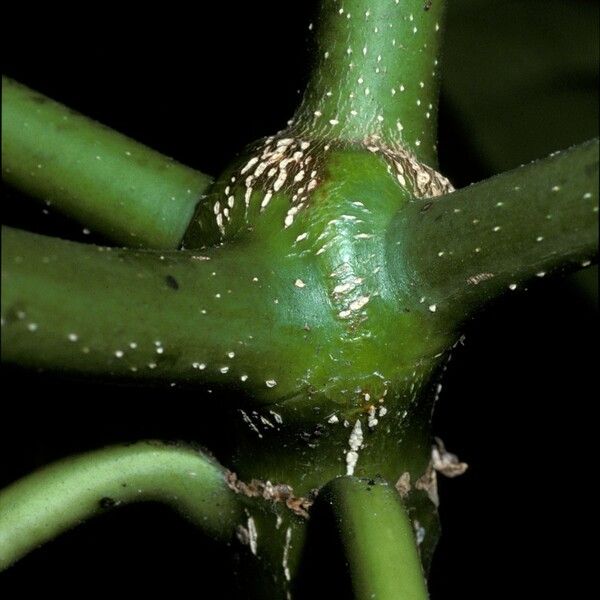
[388,139,599,326]
[0,441,242,571]
[2,77,212,249]
[182,0,450,249]
[0,225,339,406]
[293,0,445,166]
[1,0,599,596]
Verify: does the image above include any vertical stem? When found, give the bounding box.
[294,0,446,165]
[310,477,428,600]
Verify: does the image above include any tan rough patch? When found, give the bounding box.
[414,438,468,507]
[432,437,469,478]
[223,131,454,235]
[363,134,454,198]
[226,471,314,519]
[415,463,439,507]
[395,471,412,498]
[467,272,495,286]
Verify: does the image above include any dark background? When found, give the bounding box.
[1,1,598,597]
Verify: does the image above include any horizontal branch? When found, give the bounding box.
[387,139,599,325]
[2,77,212,249]
[0,441,241,570]
[1,226,331,404]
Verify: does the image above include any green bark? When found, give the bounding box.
[2,77,212,249]
[0,225,338,408]
[387,139,599,326]
[0,0,598,596]
[293,0,446,165]
[313,477,429,600]
[0,441,241,570]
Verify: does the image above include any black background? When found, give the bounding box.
[1,2,598,598]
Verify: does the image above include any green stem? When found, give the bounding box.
[314,477,428,600]
[293,0,446,165]
[387,139,599,326]
[2,77,212,249]
[0,226,335,405]
[0,441,242,570]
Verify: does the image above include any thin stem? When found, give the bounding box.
[314,477,428,600]
[294,0,446,165]
[0,441,242,570]
[387,139,599,326]
[2,77,212,249]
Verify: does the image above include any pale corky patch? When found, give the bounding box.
[212,131,453,237]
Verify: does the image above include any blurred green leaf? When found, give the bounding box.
[442,0,599,303]
[443,0,599,173]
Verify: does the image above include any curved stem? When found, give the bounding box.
[294,0,446,165]
[387,139,599,326]
[0,441,242,570]
[2,77,212,249]
[315,477,428,600]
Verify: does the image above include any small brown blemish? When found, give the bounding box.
[165,275,179,290]
[395,472,412,498]
[415,463,439,507]
[99,497,118,509]
[30,94,48,104]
